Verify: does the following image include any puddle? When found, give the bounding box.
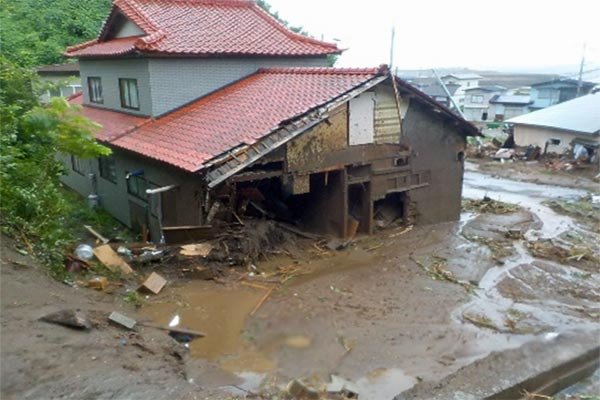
[140,281,274,372]
[354,369,418,400]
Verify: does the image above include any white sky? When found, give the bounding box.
[267,0,600,74]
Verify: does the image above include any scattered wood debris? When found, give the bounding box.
[87,276,108,291]
[139,272,167,295]
[93,244,133,275]
[410,255,476,292]
[463,196,519,214]
[180,243,213,257]
[83,225,109,244]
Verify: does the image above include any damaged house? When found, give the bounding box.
[62,0,479,242]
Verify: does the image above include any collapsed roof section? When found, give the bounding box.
[65,0,341,58]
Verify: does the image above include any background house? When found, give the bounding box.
[440,73,482,104]
[529,78,596,110]
[462,85,506,123]
[508,92,600,154]
[37,62,81,102]
[489,94,532,121]
[418,82,460,107]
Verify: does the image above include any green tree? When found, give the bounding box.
[0,56,110,274]
[0,0,111,67]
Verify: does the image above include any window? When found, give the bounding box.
[88,77,103,103]
[98,155,117,183]
[538,89,552,99]
[471,95,484,103]
[119,78,140,110]
[126,171,147,200]
[71,155,84,175]
[482,111,488,121]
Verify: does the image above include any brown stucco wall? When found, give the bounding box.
[402,101,467,224]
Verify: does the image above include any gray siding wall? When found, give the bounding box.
[402,101,467,224]
[79,59,152,116]
[59,148,203,241]
[148,57,329,116]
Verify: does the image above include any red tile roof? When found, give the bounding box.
[72,67,381,171]
[66,0,340,58]
[69,93,150,142]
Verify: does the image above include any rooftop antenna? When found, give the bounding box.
[576,43,586,97]
[389,26,395,69]
[431,69,466,120]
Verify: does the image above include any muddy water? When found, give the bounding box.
[463,171,587,238]
[138,171,597,399]
[140,281,274,372]
[460,171,599,338]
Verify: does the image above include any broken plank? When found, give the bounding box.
[84,225,109,244]
[276,222,321,240]
[250,286,274,316]
[180,243,213,257]
[139,272,167,294]
[93,244,134,275]
[138,322,206,338]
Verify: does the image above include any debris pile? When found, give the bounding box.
[463,196,520,214]
[206,220,300,266]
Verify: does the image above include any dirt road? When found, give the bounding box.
[1,169,598,399]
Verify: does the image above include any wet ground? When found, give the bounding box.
[1,168,598,399]
[134,170,599,399]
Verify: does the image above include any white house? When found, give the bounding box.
[462,85,506,123]
[441,73,482,104]
[508,92,600,154]
[489,94,532,121]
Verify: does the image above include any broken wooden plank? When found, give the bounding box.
[250,286,274,316]
[276,222,321,240]
[83,225,109,244]
[180,243,213,257]
[108,311,137,330]
[139,272,167,294]
[93,244,134,275]
[138,322,206,338]
[162,225,216,244]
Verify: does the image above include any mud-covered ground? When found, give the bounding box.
[1,167,599,400]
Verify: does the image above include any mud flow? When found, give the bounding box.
[136,170,599,399]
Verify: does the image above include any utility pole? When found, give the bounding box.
[389,26,395,69]
[432,69,466,120]
[576,43,586,97]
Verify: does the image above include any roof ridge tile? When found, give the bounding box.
[258,67,382,75]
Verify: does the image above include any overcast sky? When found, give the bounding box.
[267,0,600,75]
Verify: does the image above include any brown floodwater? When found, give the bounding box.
[140,281,275,372]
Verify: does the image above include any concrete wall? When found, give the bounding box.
[59,148,204,241]
[147,57,329,116]
[513,125,599,153]
[402,101,466,224]
[79,59,152,116]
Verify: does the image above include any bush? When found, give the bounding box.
[0,56,111,278]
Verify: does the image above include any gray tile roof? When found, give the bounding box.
[508,93,600,135]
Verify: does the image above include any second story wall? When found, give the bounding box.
[147,57,330,116]
[79,56,331,117]
[80,58,151,116]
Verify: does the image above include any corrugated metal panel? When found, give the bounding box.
[374,85,401,144]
